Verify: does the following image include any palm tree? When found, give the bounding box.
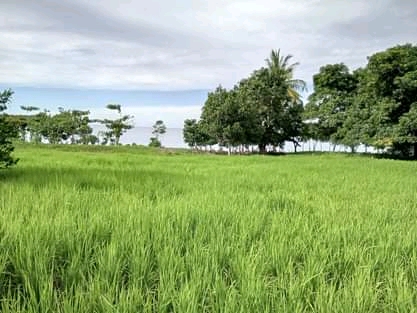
[265,49,307,103]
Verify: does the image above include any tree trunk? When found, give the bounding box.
[293,141,298,153]
[350,145,355,153]
[413,143,417,159]
[258,143,266,154]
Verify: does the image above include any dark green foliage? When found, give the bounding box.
[106,104,121,113]
[183,119,213,150]
[100,104,134,145]
[151,120,166,147]
[363,44,417,157]
[185,49,307,154]
[3,43,416,158]
[0,89,19,168]
[304,43,417,157]
[6,106,96,145]
[148,137,162,148]
[305,63,360,151]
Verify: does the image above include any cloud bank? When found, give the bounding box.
[1,0,416,91]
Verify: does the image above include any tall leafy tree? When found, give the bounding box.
[394,104,417,156]
[6,114,28,142]
[200,85,230,147]
[362,43,417,157]
[152,120,167,139]
[282,100,306,152]
[72,110,94,144]
[187,49,307,154]
[200,85,251,154]
[305,63,359,151]
[100,104,134,145]
[35,108,85,144]
[243,49,306,152]
[183,119,215,151]
[0,89,18,168]
[183,119,200,150]
[149,120,167,147]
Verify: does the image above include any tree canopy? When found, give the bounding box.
[0,89,19,168]
[184,49,308,154]
[3,43,417,159]
[183,44,417,158]
[305,43,417,157]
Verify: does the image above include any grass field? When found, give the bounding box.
[1,144,417,312]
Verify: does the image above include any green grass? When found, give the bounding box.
[1,144,417,312]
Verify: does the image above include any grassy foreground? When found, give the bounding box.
[1,145,417,312]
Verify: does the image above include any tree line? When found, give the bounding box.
[0,94,168,168]
[183,49,307,154]
[183,43,417,158]
[2,43,417,168]
[2,102,134,146]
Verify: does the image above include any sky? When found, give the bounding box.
[1,0,416,128]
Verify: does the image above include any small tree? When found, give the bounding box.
[20,106,40,142]
[148,136,162,148]
[183,119,199,150]
[100,104,134,145]
[0,89,19,168]
[150,120,166,147]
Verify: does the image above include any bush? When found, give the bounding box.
[148,137,162,148]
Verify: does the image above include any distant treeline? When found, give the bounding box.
[4,104,133,146]
[1,43,417,169]
[183,44,417,158]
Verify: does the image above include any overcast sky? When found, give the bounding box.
[1,0,416,127]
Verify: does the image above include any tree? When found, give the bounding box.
[184,49,307,154]
[150,120,166,147]
[200,85,231,147]
[183,119,214,151]
[362,44,417,157]
[148,137,162,148]
[20,106,40,142]
[282,100,305,153]
[393,104,417,156]
[0,89,19,168]
[265,49,307,103]
[199,85,251,154]
[152,120,167,139]
[72,110,94,144]
[305,63,359,152]
[183,119,199,149]
[243,49,306,153]
[100,104,134,145]
[5,114,28,142]
[36,108,74,144]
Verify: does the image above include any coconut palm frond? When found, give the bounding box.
[289,79,308,92]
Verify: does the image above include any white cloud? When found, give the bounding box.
[0,0,415,91]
